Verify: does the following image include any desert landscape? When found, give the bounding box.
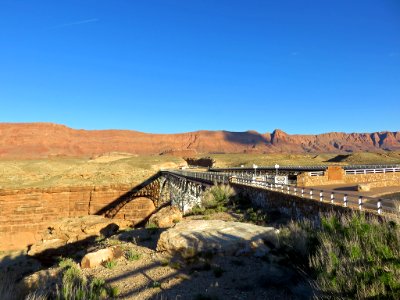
[1,1,399,299]
[1,123,400,159]
[1,123,400,299]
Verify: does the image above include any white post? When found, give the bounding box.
[344,194,347,207]
[377,199,382,215]
[331,192,335,204]
[310,189,313,199]
[294,187,297,195]
[287,186,290,194]
[320,191,323,202]
[301,188,304,197]
[358,196,363,211]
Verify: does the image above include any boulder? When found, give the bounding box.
[358,183,371,192]
[27,239,66,256]
[81,246,123,269]
[156,220,278,258]
[21,268,61,291]
[148,206,183,228]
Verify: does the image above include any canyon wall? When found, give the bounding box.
[0,185,155,251]
[0,123,399,159]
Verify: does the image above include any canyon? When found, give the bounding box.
[0,185,155,251]
[0,123,400,159]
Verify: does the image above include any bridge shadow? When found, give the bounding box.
[95,171,163,218]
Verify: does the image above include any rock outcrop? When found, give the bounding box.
[156,220,278,258]
[27,216,132,259]
[148,206,183,228]
[0,123,399,159]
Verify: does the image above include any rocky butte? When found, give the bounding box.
[0,122,399,159]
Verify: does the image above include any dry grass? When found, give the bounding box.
[0,151,398,189]
[310,213,400,298]
[0,154,185,189]
[209,151,400,168]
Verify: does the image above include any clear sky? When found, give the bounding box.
[0,0,399,134]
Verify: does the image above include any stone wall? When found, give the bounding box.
[297,167,400,187]
[0,186,155,251]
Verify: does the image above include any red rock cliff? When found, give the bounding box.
[0,123,399,158]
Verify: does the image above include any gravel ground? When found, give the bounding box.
[81,217,312,300]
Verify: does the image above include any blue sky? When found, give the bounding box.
[0,0,399,134]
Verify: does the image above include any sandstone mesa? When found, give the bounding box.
[0,122,399,159]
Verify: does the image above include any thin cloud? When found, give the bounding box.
[55,18,99,28]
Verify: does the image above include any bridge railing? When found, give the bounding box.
[166,170,398,216]
[229,176,397,216]
[345,167,400,175]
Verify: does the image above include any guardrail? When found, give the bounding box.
[165,170,398,216]
[345,167,400,175]
[210,164,400,172]
[309,171,324,176]
[230,176,397,215]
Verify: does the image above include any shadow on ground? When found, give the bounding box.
[1,216,314,300]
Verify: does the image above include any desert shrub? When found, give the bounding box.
[58,257,77,269]
[56,259,117,299]
[107,285,120,297]
[190,184,235,216]
[0,272,19,300]
[125,249,141,261]
[25,290,48,300]
[190,205,207,215]
[240,208,267,225]
[151,281,161,288]
[145,221,159,235]
[278,219,317,266]
[310,213,400,298]
[202,184,235,209]
[103,260,117,269]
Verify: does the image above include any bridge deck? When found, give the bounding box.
[166,170,398,217]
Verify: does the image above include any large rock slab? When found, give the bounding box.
[27,239,67,256]
[27,216,132,259]
[156,220,278,258]
[148,206,183,228]
[46,215,133,243]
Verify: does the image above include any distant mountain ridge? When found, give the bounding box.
[0,123,399,158]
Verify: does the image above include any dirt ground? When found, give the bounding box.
[1,212,312,300]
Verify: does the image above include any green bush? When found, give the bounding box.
[103,260,117,269]
[145,222,159,235]
[55,260,118,299]
[125,249,141,261]
[278,219,317,266]
[310,213,400,298]
[202,184,235,209]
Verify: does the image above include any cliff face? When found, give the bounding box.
[0,123,399,158]
[0,185,155,251]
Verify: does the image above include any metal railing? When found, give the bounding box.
[229,176,397,215]
[309,171,324,176]
[165,170,398,216]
